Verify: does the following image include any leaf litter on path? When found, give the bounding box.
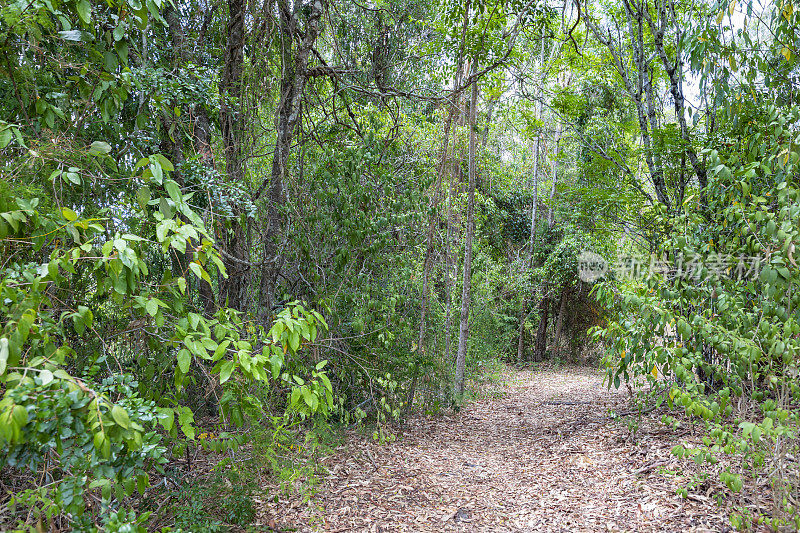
[257,367,743,532]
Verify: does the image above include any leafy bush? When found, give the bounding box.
[594,103,800,527]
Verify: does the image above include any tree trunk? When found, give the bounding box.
[584,10,671,208]
[194,107,217,317]
[417,0,470,361]
[218,0,249,311]
[417,99,457,356]
[534,296,549,362]
[256,0,325,322]
[444,84,468,366]
[516,119,542,364]
[454,61,479,398]
[644,0,708,205]
[547,122,563,227]
[552,287,568,358]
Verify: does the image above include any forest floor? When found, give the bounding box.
[257,366,739,532]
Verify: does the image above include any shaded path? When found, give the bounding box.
[259,367,729,532]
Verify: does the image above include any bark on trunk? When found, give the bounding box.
[444,88,467,366]
[534,296,549,362]
[194,107,217,316]
[417,0,470,361]
[584,9,671,209]
[515,36,547,365]
[218,0,249,311]
[547,123,562,227]
[516,137,541,364]
[417,103,457,356]
[643,0,708,205]
[552,287,568,359]
[454,62,479,397]
[257,0,325,322]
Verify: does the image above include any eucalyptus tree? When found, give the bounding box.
[580,0,709,213]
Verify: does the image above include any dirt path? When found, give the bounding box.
[259,367,730,532]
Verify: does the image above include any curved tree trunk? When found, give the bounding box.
[454,61,479,398]
[256,0,325,323]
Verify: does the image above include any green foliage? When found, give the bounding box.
[170,470,255,531]
[593,100,800,526]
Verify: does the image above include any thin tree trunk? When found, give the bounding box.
[552,287,568,358]
[417,100,457,355]
[194,107,217,316]
[516,293,528,365]
[417,0,470,360]
[218,0,249,311]
[481,96,497,148]
[454,61,479,397]
[444,160,457,365]
[516,117,542,364]
[444,88,467,366]
[256,0,324,322]
[516,143,541,364]
[547,122,563,227]
[534,296,549,362]
[584,11,671,208]
[515,35,548,365]
[644,0,707,204]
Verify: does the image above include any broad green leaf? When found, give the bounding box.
[76,0,92,23]
[155,154,174,171]
[157,407,175,431]
[0,338,8,375]
[111,405,131,429]
[39,369,53,386]
[12,405,27,427]
[89,141,112,155]
[177,349,191,373]
[219,360,234,384]
[61,207,78,222]
[0,128,12,148]
[165,179,181,203]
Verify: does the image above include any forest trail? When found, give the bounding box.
[259,367,729,532]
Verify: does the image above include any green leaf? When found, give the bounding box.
[155,154,175,172]
[213,340,230,361]
[177,349,191,373]
[157,407,175,431]
[189,262,210,283]
[93,431,105,451]
[165,179,181,203]
[61,207,78,222]
[89,141,112,155]
[12,405,27,427]
[76,0,92,23]
[1,213,18,232]
[0,338,7,375]
[219,360,234,384]
[39,368,53,386]
[0,128,12,148]
[111,405,131,429]
[301,387,315,408]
